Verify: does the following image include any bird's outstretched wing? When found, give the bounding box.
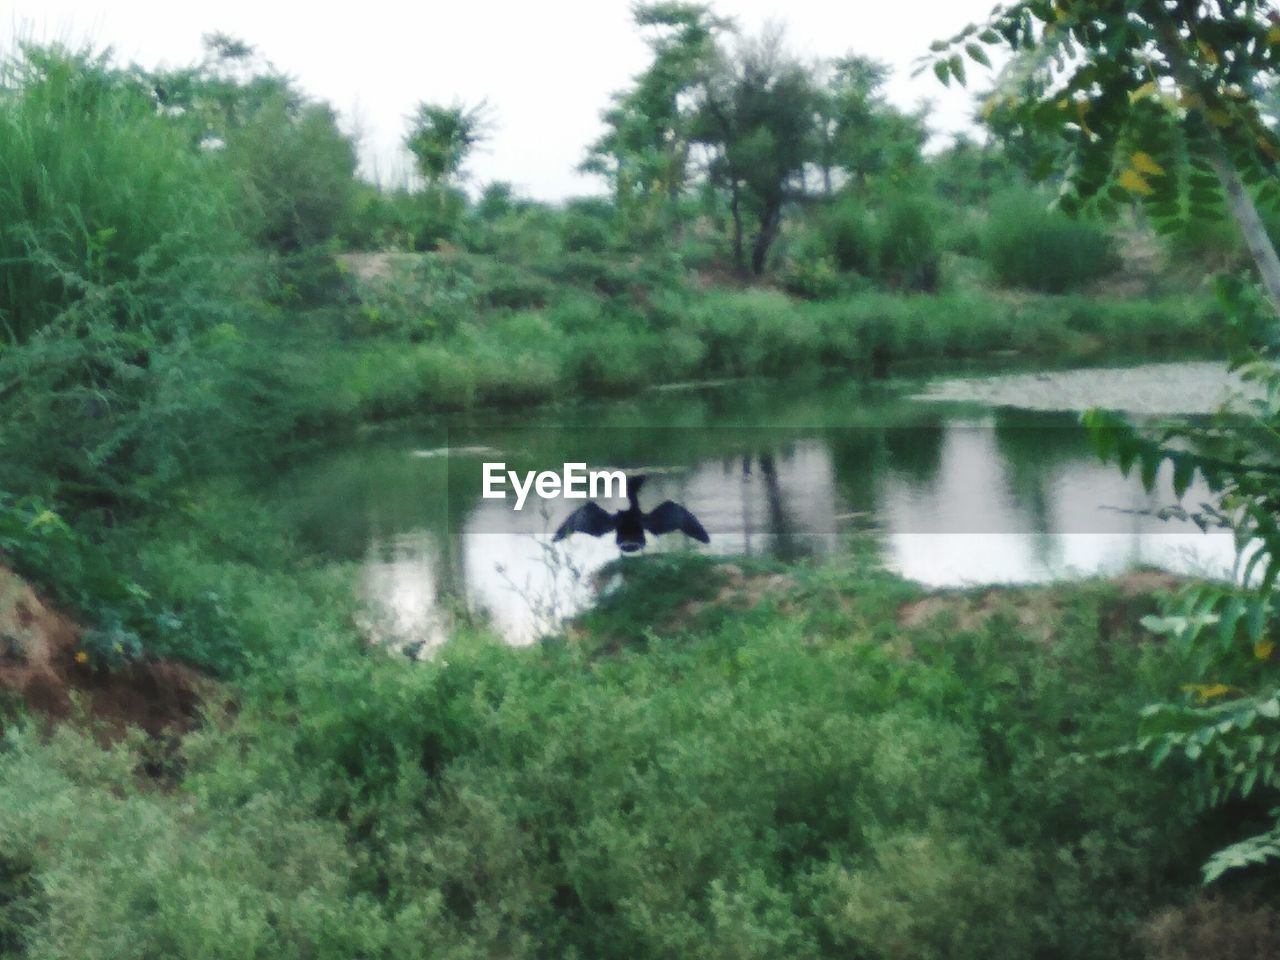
[644,501,710,543]
[553,502,616,541]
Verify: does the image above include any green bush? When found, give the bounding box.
[349,254,479,339]
[876,192,942,293]
[560,199,615,253]
[823,197,879,276]
[984,189,1121,293]
[690,290,820,376]
[481,265,555,310]
[0,44,243,342]
[223,94,358,255]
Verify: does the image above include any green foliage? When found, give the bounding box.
[823,197,880,275]
[0,537,1206,958]
[875,191,942,293]
[559,200,615,253]
[927,1,1280,283]
[404,100,490,188]
[694,32,822,275]
[779,247,841,300]
[984,190,1121,293]
[224,96,357,254]
[806,190,940,292]
[0,44,243,342]
[1084,320,1280,881]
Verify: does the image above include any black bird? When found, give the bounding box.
[553,475,710,553]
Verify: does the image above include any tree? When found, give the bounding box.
[151,35,358,254]
[926,0,1280,314]
[692,29,821,275]
[405,100,491,189]
[814,55,927,195]
[582,3,729,243]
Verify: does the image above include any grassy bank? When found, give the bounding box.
[0,504,1235,958]
[304,251,1224,422]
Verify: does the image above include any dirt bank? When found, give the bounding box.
[0,566,204,739]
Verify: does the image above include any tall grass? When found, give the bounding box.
[983,188,1121,293]
[0,44,293,508]
[0,44,241,342]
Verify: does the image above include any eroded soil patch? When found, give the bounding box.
[0,566,204,739]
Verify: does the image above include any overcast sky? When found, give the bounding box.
[6,1,999,200]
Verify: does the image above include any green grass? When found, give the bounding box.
[0,45,244,342]
[310,254,1224,428]
[0,519,1220,959]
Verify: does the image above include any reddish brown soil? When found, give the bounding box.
[0,566,204,739]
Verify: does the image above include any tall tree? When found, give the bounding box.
[150,35,358,254]
[692,29,821,275]
[583,3,728,241]
[814,55,926,195]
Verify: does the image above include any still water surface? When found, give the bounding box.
[272,362,1238,647]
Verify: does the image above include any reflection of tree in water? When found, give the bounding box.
[883,418,945,484]
[826,427,891,518]
[992,409,1090,568]
[715,447,820,560]
[757,451,806,560]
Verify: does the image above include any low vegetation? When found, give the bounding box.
[0,531,1239,958]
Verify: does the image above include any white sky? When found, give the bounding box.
[6,1,998,200]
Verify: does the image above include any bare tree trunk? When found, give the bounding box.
[1155,19,1280,315]
[1205,141,1280,312]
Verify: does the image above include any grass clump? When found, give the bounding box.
[983,189,1122,293]
[0,45,243,342]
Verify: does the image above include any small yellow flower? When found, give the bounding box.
[74,651,89,665]
[1255,639,1276,661]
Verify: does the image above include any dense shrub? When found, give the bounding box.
[220,93,358,254]
[348,254,479,339]
[876,192,942,292]
[779,228,843,300]
[481,265,556,310]
[813,192,940,292]
[0,45,243,342]
[559,198,615,253]
[984,189,1121,293]
[823,197,879,275]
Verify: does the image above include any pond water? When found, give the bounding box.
[271,361,1239,648]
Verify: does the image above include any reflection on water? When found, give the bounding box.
[270,368,1235,648]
